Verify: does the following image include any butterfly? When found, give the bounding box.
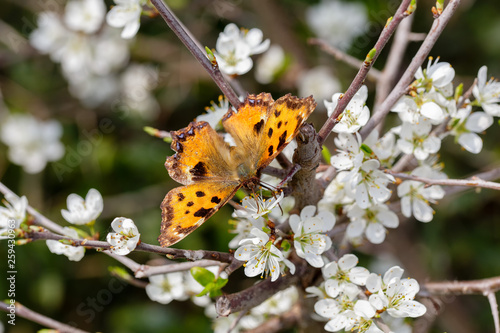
[159,92,316,247]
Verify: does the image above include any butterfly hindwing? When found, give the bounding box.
[159,181,240,247]
[166,122,235,185]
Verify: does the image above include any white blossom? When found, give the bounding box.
[391,95,447,125]
[472,66,500,117]
[397,165,445,222]
[46,227,85,262]
[64,0,106,34]
[306,0,368,50]
[366,265,405,293]
[238,191,284,220]
[289,205,335,267]
[318,171,354,211]
[322,254,369,298]
[346,203,399,244]
[396,118,441,160]
[447,104,493,154]
[298,67,341,107]
[146,272,187,304]
[255,45,286,84]
[326,85,370,133]
[120,63,159,119]
[364,129,400,168]
[234,228,295,282]
[215,23,269,75]
[415,57,455,90]
[106,0,144,39]
[228,213,265,249]
[344,159,395,209]
[106,217,140,255]
[29,12,70,56]
[196,96,230,130]
[330,132,364,171]
[0,113,64,174]
[369,277,426,318]
[0,194,28,236]
[61,189,104,225]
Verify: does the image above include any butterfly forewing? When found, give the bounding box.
[254,94,316,171]
[166,121,236,185]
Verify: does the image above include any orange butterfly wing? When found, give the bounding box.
[160,122,240,247]
[159,182,239,247]
[222,93,317,173]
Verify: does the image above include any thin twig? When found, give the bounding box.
[149,0,241,109]
[0,302,89,333]
[361,0,462,140]
[389,170,500,191]
[308,38,381,82]
[374,14,415,110]
[24,229,236,264]
[487,292,500,333]
[424,276,500,295]
[317,0,413,145]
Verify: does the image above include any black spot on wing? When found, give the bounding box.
[194,207,213,218]
[274,110,281,118]
[185,210,190,214]
[177,193,185,201]
[211,196,222,204]
[253,119,264,135]
[268,128,273,138]
[190,161,208,178]
[196,191,205,197]
[187,201,194,207]
[268,145,274,157]
[277,130,288,150]
[277,121,282,129]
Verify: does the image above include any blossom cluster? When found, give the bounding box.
[317,59,500,246]
[308,254,426,332]
[28,0,158,117]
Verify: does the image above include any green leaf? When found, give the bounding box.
[191,267,215,287]
[321,145,331,163]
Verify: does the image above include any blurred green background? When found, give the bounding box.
[1,0,500,332]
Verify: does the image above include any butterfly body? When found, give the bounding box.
[159,93,316,247]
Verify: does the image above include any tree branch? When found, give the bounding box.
[360,0,462,139]
[0,301,89,333]
[487,292,500,333]
[308,38,381,82]
[149,0,242,109]
[388,170,500,191]
[316,0,413,145]
[424,276,500,295]
[374,13,414,110]
[23,229,236,264]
